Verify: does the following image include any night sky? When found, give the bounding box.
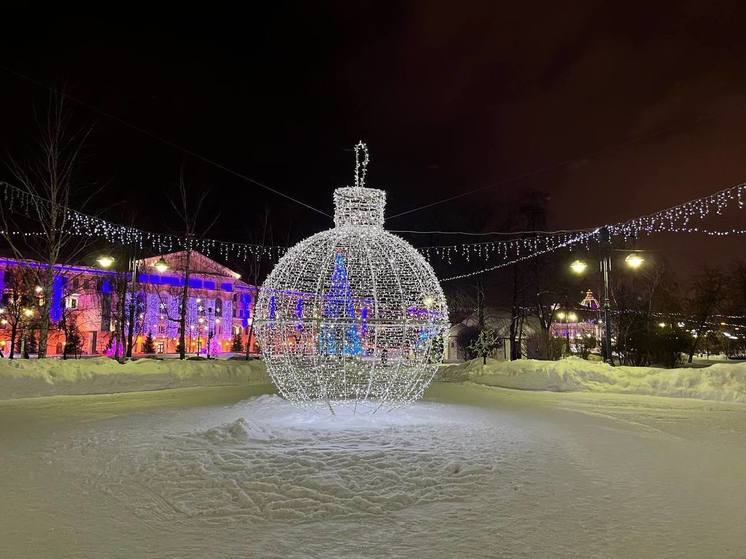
[2,3,746,281]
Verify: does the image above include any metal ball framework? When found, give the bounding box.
[255,144,449,411]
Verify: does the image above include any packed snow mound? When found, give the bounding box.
[0,357,270,400]
[69,395,501,526]
[439,357,746,403]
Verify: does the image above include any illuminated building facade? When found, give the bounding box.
[0,251,257,357]
[550,290,604,342]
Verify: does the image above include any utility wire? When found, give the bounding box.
[0,64,332,219]
[386,113,715,221]
[391,227,595,236]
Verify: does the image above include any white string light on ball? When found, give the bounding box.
[254,142,449,413]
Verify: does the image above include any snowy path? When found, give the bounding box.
[1,383,745,558]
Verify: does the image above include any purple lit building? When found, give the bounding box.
[0,251,257,356]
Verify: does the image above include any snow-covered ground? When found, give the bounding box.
[0,357,269,400]
[1,381,745,558]
[440,356,746,403]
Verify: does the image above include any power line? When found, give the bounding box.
[391,227,594,237]
[0,64,332,219]
[385,113,716,222]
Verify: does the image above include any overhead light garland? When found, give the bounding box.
[609,183,746,239]
[418,231,596,265]
[3,179,746,281]
[439,229,600,282]
[1,181,286,262]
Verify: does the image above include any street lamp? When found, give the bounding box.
[568,228,646,365]
[96,255,115,269]
[96,253,145,359]
[19,308,34,358]
[625,253,644,269]
[154,257,169,274]
[556,310,578,353]
[570,259,588,275]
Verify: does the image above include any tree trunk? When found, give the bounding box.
[516,315,525,359]
[178,249,192,360]
[9,322,18,360]
[245,290,256,360]
[509,267,520,360]
[476,280,485,330]
[126,259,138,359]
[36,269,53,359]
[688,323,706,363]
[116,275,127,361]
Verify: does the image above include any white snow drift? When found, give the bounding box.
[3,355,746,404]
[0,357,269,400]
[440,356,746,403]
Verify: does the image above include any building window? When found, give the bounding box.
[215,298,222,318]
[72,278,80,290]
[65,294,79,309]
[83,279,90,290]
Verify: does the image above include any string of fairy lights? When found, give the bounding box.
[609,182,746,239]
[0,182,287,262]
[433,183,746,281]
[1,180,745,279]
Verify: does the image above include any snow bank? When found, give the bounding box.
[0,357,270,400]
[439,357,746,403]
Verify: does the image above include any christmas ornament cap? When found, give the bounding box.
[333,187,386,228]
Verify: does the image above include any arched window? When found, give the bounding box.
[215,297,222,318]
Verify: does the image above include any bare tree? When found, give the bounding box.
[0,266,35,359]
[243,207,272,360]
[157,175,218,360]
[508,265,526,360]
[686,267,727,363]
[1,94,93,358]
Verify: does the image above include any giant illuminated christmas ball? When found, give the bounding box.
[255,145,449,411]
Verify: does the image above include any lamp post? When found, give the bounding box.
[20,307,34,358]
[599,227,613,364]
[197,322,203,356]
[569,227,645,365]
[556,310,578,354]
[206,307,214,359]
[97,254,169,359]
